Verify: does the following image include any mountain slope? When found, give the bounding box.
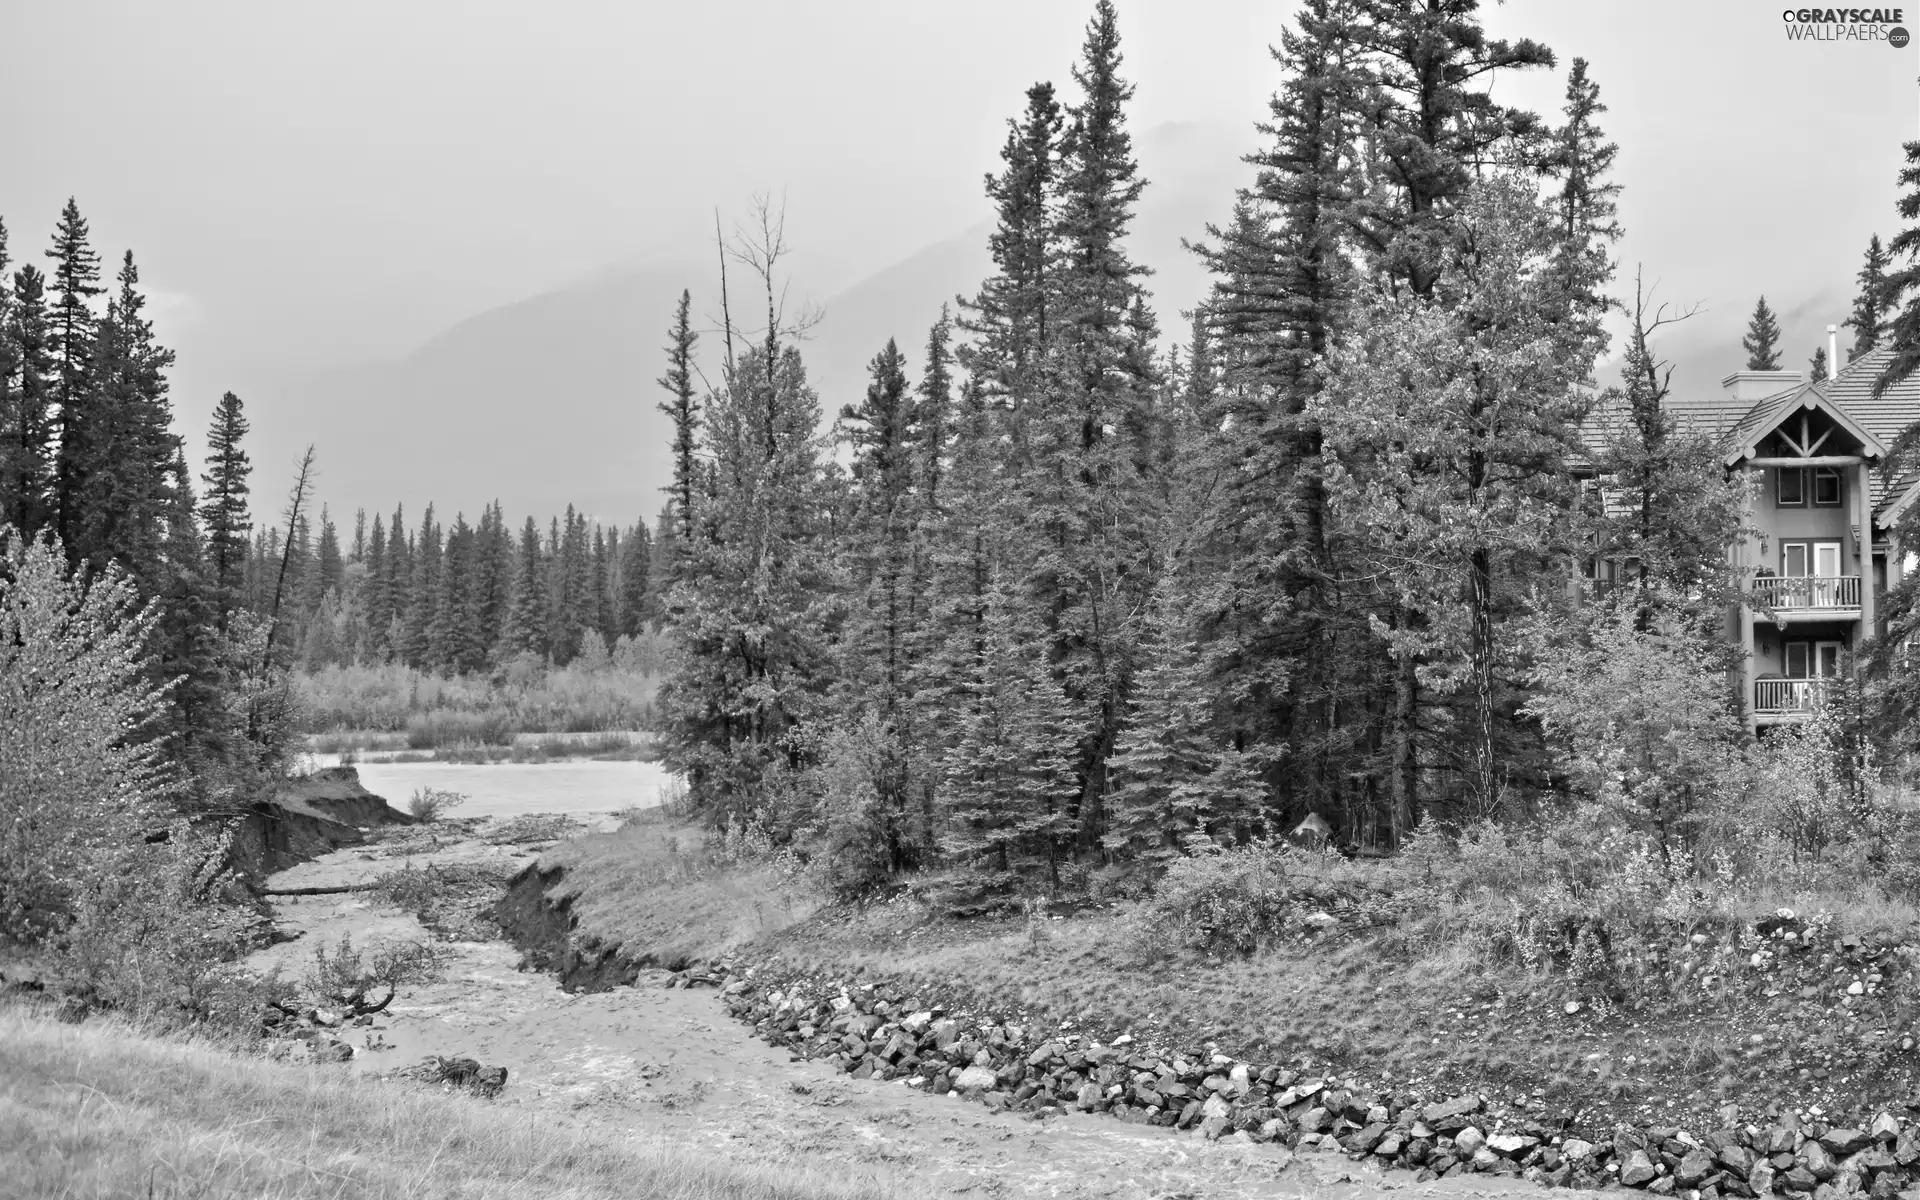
[251,121,1256,525]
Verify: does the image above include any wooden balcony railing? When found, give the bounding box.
[1754,678,1827,713]
[1749,575,1861,611]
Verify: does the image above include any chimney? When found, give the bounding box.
[1721,369,1805,404]
[1828,324,1839,380]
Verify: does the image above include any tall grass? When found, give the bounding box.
[0,1004,905,1200]
[297,662,659,738]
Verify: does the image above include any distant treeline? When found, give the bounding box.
[252,499,661,675]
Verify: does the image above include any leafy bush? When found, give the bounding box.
[1131,843,1311,956]
[0,530,174,944]
[405,709,512,749]
[54,821,275,1028]
[293,933,446,1020]
[407,787,467,823]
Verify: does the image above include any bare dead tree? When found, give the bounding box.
[263,444,316,671]
[714,207,736,378]
[722,191,824,358]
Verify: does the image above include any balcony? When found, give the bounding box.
[1749,575,1861,617]
[1753,678,1827,722]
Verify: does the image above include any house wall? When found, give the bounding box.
[1741,466,1862,575]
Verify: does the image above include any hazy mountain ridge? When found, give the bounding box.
[254,122,1253,525]
[252,117,1849,527]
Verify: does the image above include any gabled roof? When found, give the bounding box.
[1717,377,1889,468]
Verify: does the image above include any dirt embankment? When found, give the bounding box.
[493,863,704,990]
[226,767,415,881]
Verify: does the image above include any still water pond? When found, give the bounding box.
[305,758,675,821]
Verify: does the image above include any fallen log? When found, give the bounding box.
[260,883,372,897]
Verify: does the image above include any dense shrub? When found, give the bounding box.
[407,787,467,823]
[405,709,512,749]
[297,660,659,736]
[0,531,174,944]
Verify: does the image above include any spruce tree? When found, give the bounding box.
[1743,296,1783,371]
[658,290,701,553]
[1848,233,1892,358]
[364,512,388,658]
[1810,345,1830,384]
[402,505,439,668]
[956,80,1063,426]
[591,525,615,643]
[1025,0,1158,851]
[619,518,651,638]
[1103,581,1216,861]
[1543,58,1622,250]
[659,340,836,820]
[1194,0,1366,828]
[155,449,232,780]
[197,390,252,632]
[45,200,104,550]
[1347,0,1554,297]
[2,263,54,534]
[315,506,344,601]
[0,222,13,528]
[915,308,954,507]
[379,503,411,659]
[501,515,548,660]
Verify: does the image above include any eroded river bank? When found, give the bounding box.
[247,802,1532,1200]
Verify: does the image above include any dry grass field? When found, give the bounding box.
[0,1004,905,1200]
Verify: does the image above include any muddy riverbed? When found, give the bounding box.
[248,808,1534,1199]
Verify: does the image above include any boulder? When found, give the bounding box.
[1895,1126,1920,1167]
[1347,1123,1389,1153]
[1621,1150,1659,1187]
[1425,1095,1483,1130]
[1490,1133,1539,1157]
[1872,1114,1903,1145]
[1807,1141,1840,1181]
[1456,1127,1488,1157]
[953,1065,998,1093]
[1825,1131,1875,1158]
[1676,1150,1715,1187]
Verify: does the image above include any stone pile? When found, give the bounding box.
[394,1054,510,1098]
[704,965,1920,1196]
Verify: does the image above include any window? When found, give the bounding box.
[1781,541,1842,577]
[1777,467,1806,506]
[1784,640,1846,679]
[1785,641,1810,678]
[1813,468,1843,506]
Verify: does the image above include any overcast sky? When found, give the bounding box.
[1,0,1915,494]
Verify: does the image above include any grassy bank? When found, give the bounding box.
[0,1003,902,1200]
[536,812,821,969]
[307,729,658,763]
[535,816,1920,1138]
[297,663,659,741]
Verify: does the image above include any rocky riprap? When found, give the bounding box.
[698,963,1920,1197]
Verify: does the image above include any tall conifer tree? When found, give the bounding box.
[1743,296,1783,371]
